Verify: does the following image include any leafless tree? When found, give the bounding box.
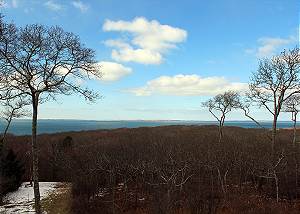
[283,94,300,147]
[0,97,29,144]
[248,47,300,151]
[202,91,240,143]
[0,23,101,213]
[237,97,265,129]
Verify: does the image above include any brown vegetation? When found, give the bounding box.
[3,125,300,213]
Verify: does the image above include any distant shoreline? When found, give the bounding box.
[1,120,299,136]
[3,119,300,123]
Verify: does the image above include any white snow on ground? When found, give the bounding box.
[0,182,59,214]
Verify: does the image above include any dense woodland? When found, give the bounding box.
[3,125,300,213]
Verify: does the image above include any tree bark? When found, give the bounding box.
[32,94,41,214]
[218,115,225,143]
[218,121,223,143]
[272,115,278,154]
[0,142,3,205]
[0,112,14,204]
[293,112,297,147]
[1,115,12,144]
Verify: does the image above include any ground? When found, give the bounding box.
[40,183,71,214]
[0,182,68,214]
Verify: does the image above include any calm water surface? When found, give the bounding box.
[0,119,298,136]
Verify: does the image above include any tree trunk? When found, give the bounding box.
[0,113,13,204]
[272,115,278,153]
[274,170,279,203]
[293,112,297,147]
[1,115,12,144]
[218,115,225,143]
[218,117,224,143]
[295,156,298,199]
[32,94,41,214]
[218,123,222,143]
[0,142,3,205]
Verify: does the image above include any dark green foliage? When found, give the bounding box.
[0,148,25,195]
[62,136,73,149]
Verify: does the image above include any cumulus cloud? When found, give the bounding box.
[72,0,89,13]
[94,61,132,82]
[44,1,63,11]
[103,17,187,65]
[247,35,297,58]
[50,61,131,83]
[125,74,247,96]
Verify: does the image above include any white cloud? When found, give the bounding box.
[94,61,132,82]
[111,48,162,65]
[104,39,161,65]
[103,17,187,65]
[1,0,18,8]
[247,35,297,58]
[44,1,63,11]
[125,74,247,96]
[72,0,89,13]
[53,61,131,82]
[42,62,130,85]
[256,37,295,57]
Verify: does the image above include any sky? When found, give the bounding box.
[0,0,299,121]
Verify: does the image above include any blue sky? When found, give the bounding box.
[1,0,299,120]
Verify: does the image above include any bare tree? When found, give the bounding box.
[202,91,240,143]
[283,94,300,147]
[237,97,266,129]
[0,23,101,213]
[248,47,300,151]
[0,97,29,144]
[283,94,300,201]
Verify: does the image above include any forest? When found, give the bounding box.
[3,125,300,213]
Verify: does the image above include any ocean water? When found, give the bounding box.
[0,119,298,136]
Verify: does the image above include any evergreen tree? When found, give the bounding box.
[0,148,25,196]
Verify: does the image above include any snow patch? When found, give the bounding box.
[0,182,59,214]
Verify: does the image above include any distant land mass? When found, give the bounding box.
[0,119,299,136]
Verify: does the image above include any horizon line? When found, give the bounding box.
[5,119,298,123]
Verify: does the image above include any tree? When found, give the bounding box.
[0,97,28,144]
[283,94,300,147]
[0,149,25,200]
[248,47,300,151]
[0,23,101,213]
[0,97,27,204]
[202,91,240,143]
